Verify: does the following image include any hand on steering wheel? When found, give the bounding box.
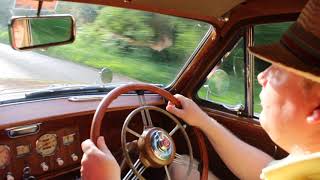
[81,136,121,180]
[88,83,208,180]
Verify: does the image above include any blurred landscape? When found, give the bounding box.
[0,0,292,114]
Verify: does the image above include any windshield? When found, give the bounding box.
[0,1,211,99]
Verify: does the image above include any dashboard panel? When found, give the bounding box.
[0,94,165,179]
[0,118,82,179]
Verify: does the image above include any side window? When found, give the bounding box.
[197,37,245,108]
[253,22,293,115]
[197,22,293,116]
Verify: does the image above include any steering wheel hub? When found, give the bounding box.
[138,127,176,168]
[151,129,173,159]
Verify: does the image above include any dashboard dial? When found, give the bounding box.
[16,145,31,157]
[36,134,58,157]
[63,133,75,145]
[0,145,10,169]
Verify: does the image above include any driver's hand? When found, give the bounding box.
[81,136,120,180]
[166,94,212,129]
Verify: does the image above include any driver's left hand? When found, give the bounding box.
[81,136,121,180]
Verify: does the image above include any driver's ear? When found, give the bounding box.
[307,106,320,124]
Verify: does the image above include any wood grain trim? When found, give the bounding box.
[221,0,307,36]
[0,94,164,129]
[65,0,225,27]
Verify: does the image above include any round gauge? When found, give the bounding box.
[36,134,58,157]
[0,145,10,169]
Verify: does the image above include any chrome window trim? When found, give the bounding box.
[245,25,254,117]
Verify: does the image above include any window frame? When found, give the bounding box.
[194,28,247,117]
[193,17,299,121]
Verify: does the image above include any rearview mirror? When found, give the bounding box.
[9,15,75,50]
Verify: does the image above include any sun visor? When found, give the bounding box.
[133,0,245,18]
[71,0,245,22]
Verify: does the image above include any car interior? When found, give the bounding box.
[0,0,308,179]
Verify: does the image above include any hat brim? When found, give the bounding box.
[248,43,320,83]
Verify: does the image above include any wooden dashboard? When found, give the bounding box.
[0,94,165,179]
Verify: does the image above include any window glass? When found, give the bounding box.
[198,38,245,108]
[253,22,293,115]
[0,1,211,98]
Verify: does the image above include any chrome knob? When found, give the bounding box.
[40,162,49,172]
[6,172,14,180]
[56,158,64,166]
[71,153,78,161]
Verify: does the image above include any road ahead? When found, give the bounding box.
[0,43,137,84]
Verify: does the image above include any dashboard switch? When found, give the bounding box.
[71,153,78,161]
[6,172,14,180]
[56,158,64,166]
[40,162,49,172]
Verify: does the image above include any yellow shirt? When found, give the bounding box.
[260,152,320,180]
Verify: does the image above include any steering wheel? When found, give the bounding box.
[90,83,208,180]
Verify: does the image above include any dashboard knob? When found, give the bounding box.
[71,153,78,161]
[56,158,64,166]
[6,172,14,180]
[40,162,49,172]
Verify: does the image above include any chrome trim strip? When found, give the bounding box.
[245,26,254,117]
[6,123,41,138]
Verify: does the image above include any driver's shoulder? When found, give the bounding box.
[260,152,320,180]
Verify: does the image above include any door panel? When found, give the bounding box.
[201,109,288,179]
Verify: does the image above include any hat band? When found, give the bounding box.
[280,23,320,67]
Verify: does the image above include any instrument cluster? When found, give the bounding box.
[0,122,81,180]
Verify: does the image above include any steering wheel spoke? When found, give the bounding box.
[137,91,153,128]
[164,165,172,180]
[126,127,142,139]
[169,124,179,136]
[123,159,141,180]
[169,123,187,136]
[132,164,147,180]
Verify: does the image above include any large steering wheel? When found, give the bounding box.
[90,83,208,180]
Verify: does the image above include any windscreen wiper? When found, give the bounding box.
[25,84,164,99]
[25,85,117,99]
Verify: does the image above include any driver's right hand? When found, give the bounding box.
[81,136,120,180]
[166,94,212,129]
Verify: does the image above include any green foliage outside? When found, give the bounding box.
[31,17,72,45]
[198,22,293,115]
[198,38,246,110]
[0,27,8,43]
[40,4,210,85]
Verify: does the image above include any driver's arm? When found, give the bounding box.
[81,136,121,180]
[166,94,274,180]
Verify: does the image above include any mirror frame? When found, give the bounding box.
[9,14,76,50]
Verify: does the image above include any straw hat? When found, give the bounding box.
[248,0,320,83]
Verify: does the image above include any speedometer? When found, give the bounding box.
[0,145,10,169]
[36,134,58,157]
